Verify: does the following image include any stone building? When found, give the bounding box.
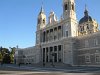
[14,0,100,66]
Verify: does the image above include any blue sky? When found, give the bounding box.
[0,0,100,48]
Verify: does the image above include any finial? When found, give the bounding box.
[40,0,44,13]
[85,4,87,11]
[84,4,88,16]
[50,9,54,15]
[42,0,43,7]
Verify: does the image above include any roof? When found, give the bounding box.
[79,6,93,24]
[79,16,93,24]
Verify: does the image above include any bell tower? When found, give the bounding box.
[36,6,46,45]
[37,6,46,30]
[62,0,78,37]
[63,0,76,20]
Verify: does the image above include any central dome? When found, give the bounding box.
[79,7,93,24]
[79,16,93,24]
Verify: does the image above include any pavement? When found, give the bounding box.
[0,64,100,75]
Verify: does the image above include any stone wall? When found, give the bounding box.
[76,31,100,66]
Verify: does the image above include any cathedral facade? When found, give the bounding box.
[14,0,100,66]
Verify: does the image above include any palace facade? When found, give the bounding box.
[14,0,100,66]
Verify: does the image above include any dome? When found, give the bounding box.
[79,16,93,24]
[79,7,93,24]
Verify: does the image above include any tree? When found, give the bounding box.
[3,53,11,64]
[0,52,2,62]
[0,46,16,64]
[0,46,3,63]
[1,48,11,64]
[9,47,16,63]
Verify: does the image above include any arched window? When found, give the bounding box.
[80,26,82,31]
[87,24,89,29]
[43,19,45,24]
[83,26,84,30]
[72,4,74,11]
[65,4,68,10]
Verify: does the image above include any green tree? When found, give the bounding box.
[3,53,11,64]
[1,48,11,64]
[9,47,16,63]
[0,46,16,64]
[0,52,2,62]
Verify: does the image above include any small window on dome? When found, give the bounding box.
[80,26,84,32]
[87,24,89,29]
[80,26,82,31]
[83,26,84,30]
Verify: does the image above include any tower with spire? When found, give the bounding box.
[63,0,76,20]
[62,0,78,37]
[36,5,46,44]
[37,5,46,30]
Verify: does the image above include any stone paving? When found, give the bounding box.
[0,64,100,75]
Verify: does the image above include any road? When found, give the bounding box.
[0,64,100,75]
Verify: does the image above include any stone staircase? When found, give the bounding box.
[30,62,72,68]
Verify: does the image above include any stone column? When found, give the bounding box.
[42,48,45,63]
[61,25,63,38]
[52,29,54,41]
[57,27,58,40]
[47,31,49,42]
[48,47,50,62]
[42,48,43,63]
[45,48,46,63]
[42,31,44,43]
[53,29,54,41]
[61,45,63,63]
[45,31,47,43]
[48,30,50,42]
[49,30,50,42]
[43,32,45,42]
[53,46,54,63]
[57,45,59,62]
[41,32,43,43]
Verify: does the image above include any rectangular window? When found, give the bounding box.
[94,39,98,46]
[54,46,57,51]
[85,55,91,63]
[54,35,57,40]
[95,54,100,63]
[58,45,61,51]
[85,40,89,48]
[66,31,68,37]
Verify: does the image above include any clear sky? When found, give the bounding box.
[0,0,100,48]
